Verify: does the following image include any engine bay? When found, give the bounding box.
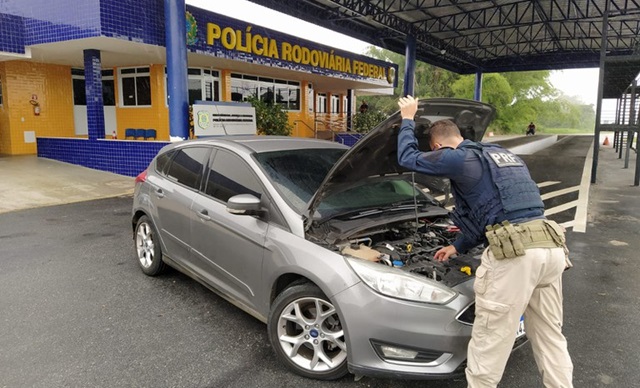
[335,217,483,287]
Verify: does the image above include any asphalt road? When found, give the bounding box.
[1,136,639,387]
[516,135,592,226]
[0,195,532,388]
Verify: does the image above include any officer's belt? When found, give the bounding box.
[485,219,566,260]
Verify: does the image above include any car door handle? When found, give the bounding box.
[155,189,165,198]
[197,209,211,221]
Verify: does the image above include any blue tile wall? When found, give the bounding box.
[24,18,101,45]
[0,13,25,54]
[84,49,105,140]
[334,133,364,147]
[35,135,359,177]
[100,0,165,46]
[37,138,169,177]
[1,0,101,46]
[1,0,397,86]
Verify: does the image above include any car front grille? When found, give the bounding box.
[456,302,475,325]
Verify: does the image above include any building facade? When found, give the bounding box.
[0,0,397,175]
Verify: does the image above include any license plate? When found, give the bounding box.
[516,316,526,338]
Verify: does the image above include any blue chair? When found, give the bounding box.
[134,129,146,140]
[144,129,157,140]
[124,128,136,139]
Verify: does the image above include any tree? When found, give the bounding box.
[451,70,593,133]
[358,47,460,114]
[359,46,594,134]
[502,71,557,100]
[452,73,515,131]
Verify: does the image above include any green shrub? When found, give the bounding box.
[352,110,388,133]
[247,96,292,136]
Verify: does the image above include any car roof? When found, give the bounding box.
[164,136,349,154]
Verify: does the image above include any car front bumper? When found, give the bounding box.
[332,279,476,379]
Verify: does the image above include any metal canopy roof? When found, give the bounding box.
[248,0,640,96]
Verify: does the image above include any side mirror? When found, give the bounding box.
[226,194,265,216]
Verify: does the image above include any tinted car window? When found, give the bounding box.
[254,148,345,213]
[155,150,175,175]
[165,147,210,190]
[205,149,262,202]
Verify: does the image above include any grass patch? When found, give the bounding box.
[538,127,593,135]
[491,127,594,136]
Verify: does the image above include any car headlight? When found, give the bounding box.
[345,257,457,304]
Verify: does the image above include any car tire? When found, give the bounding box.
[268,283,348,380]
[134,215,166,276]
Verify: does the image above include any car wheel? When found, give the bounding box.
[268,283,348,380]
[134,215,166,276]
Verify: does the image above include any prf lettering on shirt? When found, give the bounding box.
[487,151,524,167]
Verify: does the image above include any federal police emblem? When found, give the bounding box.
[387,66,396,84]
[197,111,210,129]
[186,11,198,45]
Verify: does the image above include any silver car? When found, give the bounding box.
[131,99,525,380]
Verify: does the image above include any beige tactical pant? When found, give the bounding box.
[466,247,573,388]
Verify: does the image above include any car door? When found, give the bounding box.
[150,146,211,265]
[189,148,268,308]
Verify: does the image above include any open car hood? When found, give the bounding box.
[305,98,495,225]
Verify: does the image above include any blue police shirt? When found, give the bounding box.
[397,119,544,253]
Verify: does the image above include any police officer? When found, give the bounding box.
[396,96,573,388]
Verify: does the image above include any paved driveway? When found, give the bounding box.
[1,137,639,387]
[0,156,133,214]
[0,196,535,388]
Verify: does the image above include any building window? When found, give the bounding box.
[230,73,300,111]
[274,79,300,111]
[316,93,327,114]
[330,95,340,114]
[103,78,116,106]
[71,68,116,106]
[165,67,221,105]
[119,67,151,107]
[307,83,314,113]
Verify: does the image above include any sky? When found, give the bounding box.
[187,0,601,107]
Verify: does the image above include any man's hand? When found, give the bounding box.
[398,95,419,120]
[434,245,457,262]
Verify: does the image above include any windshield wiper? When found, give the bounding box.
[332,201,428,221]
[390,198,438,207]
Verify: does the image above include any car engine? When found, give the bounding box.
[335,217,482,287]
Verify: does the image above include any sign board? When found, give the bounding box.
[193,101,256,136]
[185,8,399,88]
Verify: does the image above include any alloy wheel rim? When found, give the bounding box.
[276,296,347,372]
[136,222,155,268]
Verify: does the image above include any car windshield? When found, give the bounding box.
[315,177,436,220]
[255,148,437,218]
[254,148,346,213]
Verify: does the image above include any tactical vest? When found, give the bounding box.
[449,142,544,245]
